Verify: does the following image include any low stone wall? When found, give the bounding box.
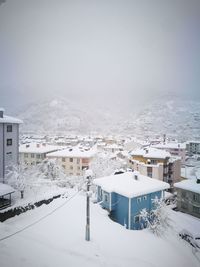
[0,194,61,222]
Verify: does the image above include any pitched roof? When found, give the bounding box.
[174,179,200,194]
[93,171,170,198]
[0,115,23,124]
[0,183,15,196]
[47,146,97,158]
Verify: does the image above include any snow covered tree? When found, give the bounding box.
[5,164,27,198]
[38,158,66,180]
[90,152,125,178]
[140,197,172,235]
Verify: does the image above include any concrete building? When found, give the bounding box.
[129,147,181,187]
[186,141,200,155]
[47,146,96,176]
[0,108,22,182]
[174,179,200,218]
[19,142,62,165]
[152,142,186,163]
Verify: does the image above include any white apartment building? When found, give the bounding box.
[129,147,181,187]
[19,142,62,165]
[47,146,96,176]
[0,108,23,182]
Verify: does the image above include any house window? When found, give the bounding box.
[143,196,147,201]
[31,153,35,158]
[137,197,142,203]
[7,125,12,132]
[193,194,200,202]
[103,193,108,202]
[62,165,65,169]
[70,158,73,162]
[134,215,140,223]
[147,166,152,178]
[36,154,41,159]
[70,166,73,170]
[24,153,28,158]
[181,191,186,198]
[7,139,12,146]
[193,206,200,214]
[77,166,80,170]
[6,152,12,162]
[62,157,65,162]
[150,159,157,165]
[82,158,89,164]
[77,158,80,164]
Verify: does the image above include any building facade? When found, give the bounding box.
[0,108,22,182]
[152,143,186,163]
[186,141,200,155]
[129,147,181,187]
[47,146,96,176]
[174,179,200,218]
[19,142,61,165]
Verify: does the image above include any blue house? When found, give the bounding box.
[93,171,170,230]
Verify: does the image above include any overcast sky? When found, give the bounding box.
[0,0,200,112]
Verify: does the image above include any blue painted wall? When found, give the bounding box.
[110,193,129,228]
[130,191,162,230]
[96,185,163,230]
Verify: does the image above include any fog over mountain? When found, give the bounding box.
[15,94,200,142]
[1,0,200,114]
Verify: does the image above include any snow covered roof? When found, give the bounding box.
[0,183,15,196]
[93,171,170,198]
[174,179,200,194]
[131,147,171,159]
[0,115,23,124]
[152,143,186,150]
[47,146,97,158]
[19,142,62,154]
[105,144,123,149]
[186,140,200,144]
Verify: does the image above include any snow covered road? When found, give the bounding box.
[0,190,199,267]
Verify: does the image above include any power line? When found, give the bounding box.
[0,190,80,242]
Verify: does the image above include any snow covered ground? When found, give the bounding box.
[0,190,200,267]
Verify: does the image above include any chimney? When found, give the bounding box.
[42,143,46,147]
[0,108,4,118]
[133,171,139,180]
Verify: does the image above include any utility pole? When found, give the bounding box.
[85,169,93,241]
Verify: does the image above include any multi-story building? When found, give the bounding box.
[47,146,96,176]
[152,142,186,163]
[19,142,62,165]
[0,108,22,182]
[186,141,200,155]
[174,178,200,218]
[129,147,181,187]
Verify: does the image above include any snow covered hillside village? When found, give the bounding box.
[1,1,200,267]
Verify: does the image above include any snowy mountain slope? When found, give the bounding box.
[17,96,200,140]
[18,97,125,134]
[123,98,200,140]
